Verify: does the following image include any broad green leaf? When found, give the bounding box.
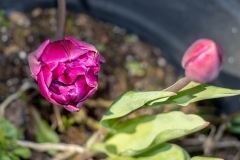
[105,111,208,154]
[31,108,59,143]
[191,156,223,160]
[101,90,176,129]
[0,153,11,160]
[150,81,240,106]
[35,117,59,143]
[107,143,190,160]
[31,108,59,155]
[0,117,18,149]
[7,153,20,160]
[0,117,18,139]
[13,147,31,159]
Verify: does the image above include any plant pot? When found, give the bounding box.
[1,0,240,114]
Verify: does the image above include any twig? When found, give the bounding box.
[53,104,64,131]
[54,0,66,40]
[217,141,240,149]
[214,122,227,142]
[17,140,86,153]
[203,125,216,156]
[53,151,76,160]
[166,77,191,93]
[0,81,38,116]
[185,140,240,152]
[233,151,240,160]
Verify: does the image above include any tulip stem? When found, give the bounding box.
[55,0,66,40]
[167,77,191,93]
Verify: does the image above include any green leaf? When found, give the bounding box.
[0,117,18,149]
[150,81,240,106]
[30,108,59,143]
[104,111,208,155]
[107,143,190,160]
[31,108,59,155]
[227,115,240,134]
[13,147,31,159]
[101,90,176,129]
[0,117,18,139]
[96,44,107,52]
[7,153,20,160]
[0,153,11,160]
[191,156,223,160]
[35,117,59,143]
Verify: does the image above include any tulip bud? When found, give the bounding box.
[28,36,105,111]
[181,39,223,83]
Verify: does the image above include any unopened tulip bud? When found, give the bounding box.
[28,36,105,111]
[182,39,223,83]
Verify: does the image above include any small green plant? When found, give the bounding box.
[0,10,11,28]
[0,117,31,160]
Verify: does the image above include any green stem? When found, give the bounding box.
[166,77,191,93]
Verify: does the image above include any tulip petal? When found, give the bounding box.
[37,71,58,104]
[182,39,212,68]
[75,76,94,101]
[52,62,66,80]
[81,87,97,101]
[97,53,106,63]
[28,39,50,79]
[41,41,69,64]
[59,73,76,84]
[63,40,88,60]
[64,36,97,52]
[51,93,70,105]
[64,104,81,112]
[68,88,78,102]
[85,69,98,87]
[41,65,54,87]
[66,67,85,78]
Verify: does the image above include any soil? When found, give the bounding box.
[0,8,238,160]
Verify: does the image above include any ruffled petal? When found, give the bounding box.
[93,66,100,73]
[97,53,106,63]
[66,59,87,68]
[45,62,58,71]
[66,66,85,77]
[28,39,50,79]
[64,36,97,52]
[58,73,76,84]
[52,62,66,80]
[41,65,53,87]
[68,88,78,102]
[51,93,70,105]
[40,41,69,64]
[75,76,93,101]
[37,71,58,104]
[49,81,61,94]
[81,87,97,101]
[85,69,98,87]
[64,103,81,112]
[63,40,88,60]
[59,65,86,84]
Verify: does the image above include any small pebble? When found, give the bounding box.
[157,57,167,67]
[18,51,27,60]
[1,35,8,42]
[9,11,31,27]
[0,27,7,33]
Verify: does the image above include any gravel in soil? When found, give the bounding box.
[0,8,238,160]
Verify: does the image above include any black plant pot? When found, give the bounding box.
[1,0,240,115]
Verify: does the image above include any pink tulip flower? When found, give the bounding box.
[28,36,105,111]
[182,39,223,83]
